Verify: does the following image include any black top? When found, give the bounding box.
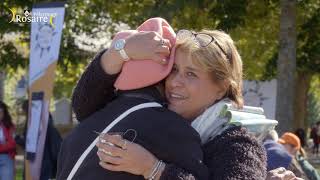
[57,85,208,180]
[69,50,267,180]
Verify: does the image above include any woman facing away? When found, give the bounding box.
[72,28,267,179]
[0,101,16,180]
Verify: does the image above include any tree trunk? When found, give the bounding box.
[293,72,311,131]
[0,71,4,101]
[276,0,297,134]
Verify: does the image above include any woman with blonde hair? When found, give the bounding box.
[71,28,267,179]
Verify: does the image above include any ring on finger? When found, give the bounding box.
[122,140,128,150]
[159,39,165,46]
[99,138,116,147]
[106,142,116,147]
[100,148,113,156]
[277,167,286,173]
[100,138,107,144]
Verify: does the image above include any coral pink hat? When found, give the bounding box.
[113,17,176,90]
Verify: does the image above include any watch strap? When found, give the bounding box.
[119,49,130,61]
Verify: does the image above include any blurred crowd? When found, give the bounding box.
[0,100,62,180]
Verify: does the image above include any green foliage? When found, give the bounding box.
[54,62,87,99]
[262,0,320,79]
[231,0,280,80]
[0,41,27,70]
[1,0,319,101]
[1,0,251,100]
[64,0,249,34]
[262,52,278,80]
[297,8,320,73]
[0,1,31,71]
[0,0,96,99]
[309,76,320,101]
[307,91,320,125]
[0,1,32,34]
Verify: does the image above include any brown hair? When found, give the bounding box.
[0,101,14,128]
[176,30,244,108]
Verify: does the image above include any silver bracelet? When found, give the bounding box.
[150,161,164,180]
[147,160,162,180]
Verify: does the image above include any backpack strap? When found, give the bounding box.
[67,102,162,180]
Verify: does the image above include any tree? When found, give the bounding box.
[307,91,320,126]
[263,0,320,131]
[276,0,297,133]
[0,0,95,100]
[1,0,251,100]
[232,0,280,80]
[294,2,320,130]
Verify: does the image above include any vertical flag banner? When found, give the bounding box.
[29,3,65,86]
[26,2,65,180]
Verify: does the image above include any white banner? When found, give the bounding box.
[26,98,43,154]
[28,3,65,86]
[243,79,277,119]
[26,3,65,180]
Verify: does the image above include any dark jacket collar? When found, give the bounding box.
[116,86,167,106]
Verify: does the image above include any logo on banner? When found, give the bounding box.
[34,23,58,58]
[6,8,56,28]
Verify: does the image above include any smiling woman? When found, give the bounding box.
[70,27,267,180]
[165,49,226,120]
[165,30,243,121]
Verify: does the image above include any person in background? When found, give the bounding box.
[310,122,320,155]
[14,100,28,148]
[263,130,311,180]
[279,132,320,180]
[0,101,16,180]
[295,128,306,148]
[15,100,62,180]
[263,130,293,171]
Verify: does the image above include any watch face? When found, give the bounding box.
[114,39,125,50]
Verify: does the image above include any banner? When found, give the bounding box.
[26,2,65,180]
[243,79,277,119]
[28,3,65,86]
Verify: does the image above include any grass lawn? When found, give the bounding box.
[15,167,23,180]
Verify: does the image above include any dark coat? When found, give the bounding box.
[41,115,62,179]
[57,88,208,180]
[202,126,266,180]
[15,114,62,180]
[69,50,267,180]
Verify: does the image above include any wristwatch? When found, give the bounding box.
[114,39,130,61]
